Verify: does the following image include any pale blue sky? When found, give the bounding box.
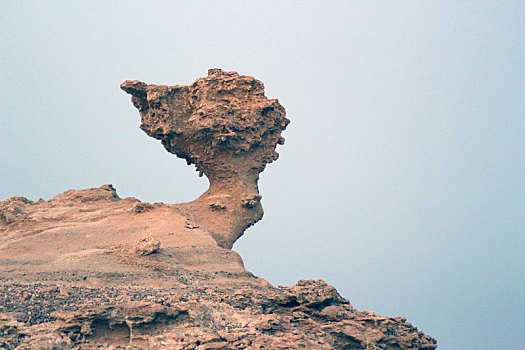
[1,2,524,349]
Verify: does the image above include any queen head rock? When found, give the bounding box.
[121,69,290,249]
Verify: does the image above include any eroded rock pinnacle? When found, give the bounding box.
[121,69,290,248]
[0,70,437,349]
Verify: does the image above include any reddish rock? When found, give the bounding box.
[132,237,161,256]
[0,70,437,349]
[121,68,289,249]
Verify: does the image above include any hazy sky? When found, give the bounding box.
[1,2,523,349]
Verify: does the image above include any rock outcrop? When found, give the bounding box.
[121,69,289,249]
[0,70,437,349]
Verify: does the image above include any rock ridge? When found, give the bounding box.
[0,278,437,349]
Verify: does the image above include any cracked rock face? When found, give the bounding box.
[0,280,437,350]
[121,69,289,249]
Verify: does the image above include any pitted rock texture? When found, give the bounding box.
[121,69,289,249]
[0,280,437,350]
[0,187,437,349]
[0,70,437,349]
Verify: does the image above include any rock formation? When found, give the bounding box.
[121,69,289,249]
[0,70,437,349]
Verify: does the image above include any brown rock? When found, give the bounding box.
[130,202,155,214]
[0,69,437,349]
[121,69,289,249]
[132,237,161,256]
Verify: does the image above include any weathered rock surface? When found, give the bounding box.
[0,185,249,289]
[0,70,437,349]
[121,69,289,249]
[0,277,437,350]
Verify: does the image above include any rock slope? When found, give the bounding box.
[0,70,437,349]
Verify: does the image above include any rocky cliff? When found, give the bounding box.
[0,69,437,349]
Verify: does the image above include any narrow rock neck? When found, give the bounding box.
[199,169,260,201]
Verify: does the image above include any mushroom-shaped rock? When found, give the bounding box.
[121,69,289,248]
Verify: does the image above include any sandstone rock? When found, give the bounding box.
[0,279,436,349]
[121,69,289,249]
[130,202,155,214]
[0,69,437,349]
[132,237,161,256]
